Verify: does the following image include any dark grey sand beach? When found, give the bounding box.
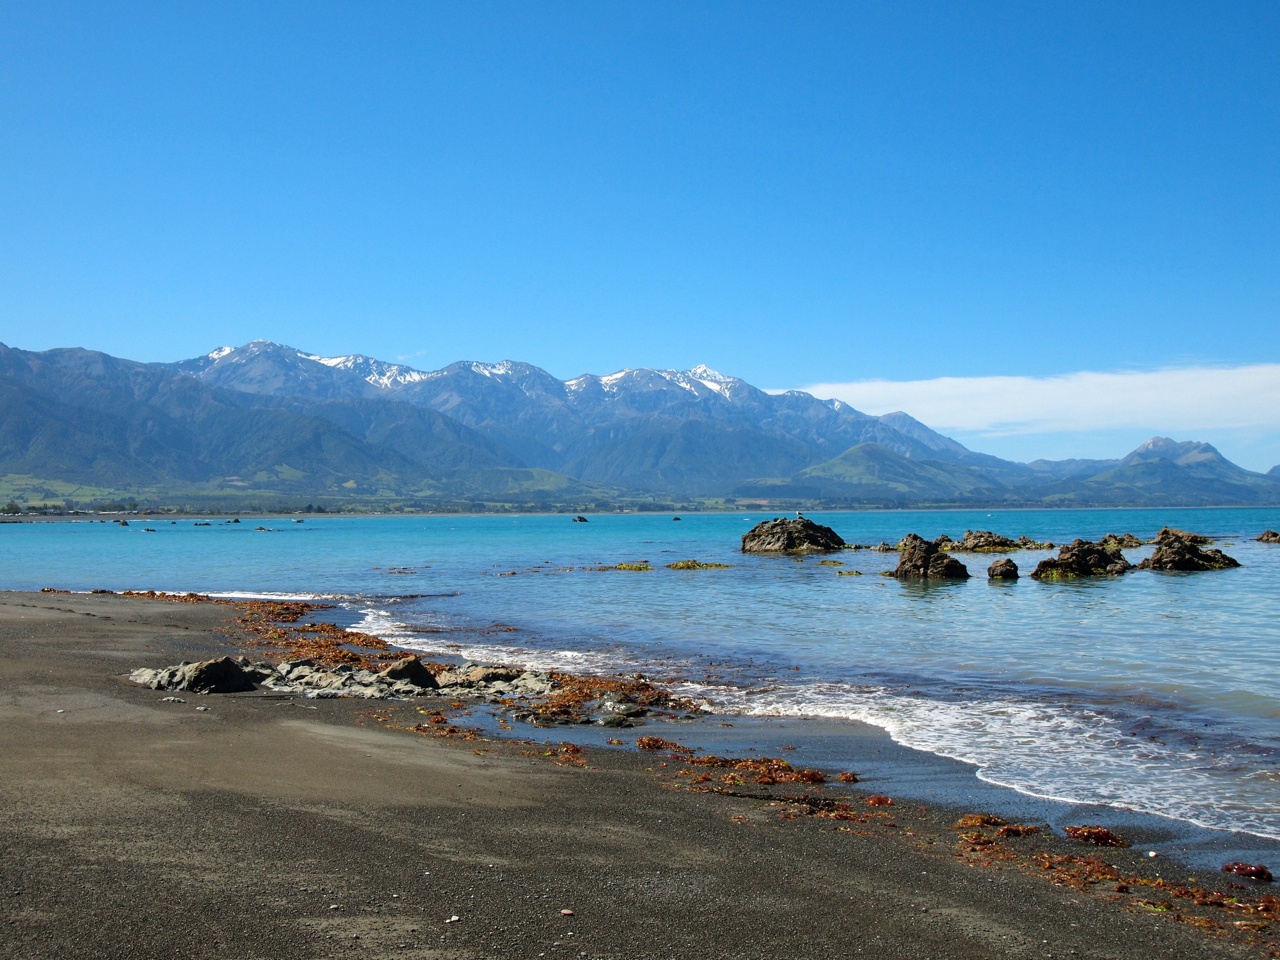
[1,590,1276,959]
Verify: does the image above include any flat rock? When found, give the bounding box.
[1099,532,1143,549]
[1151,526,1209,546]
[949,530,1018,552]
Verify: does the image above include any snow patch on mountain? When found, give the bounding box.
[305,352,434,389]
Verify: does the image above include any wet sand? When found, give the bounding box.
[0,590,1272,959]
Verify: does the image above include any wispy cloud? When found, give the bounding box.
[797,365,1280,437]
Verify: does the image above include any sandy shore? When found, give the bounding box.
[1,590,1274,959]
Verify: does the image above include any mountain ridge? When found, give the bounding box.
[3,339,1277,509]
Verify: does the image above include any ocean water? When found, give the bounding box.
[4,507,1279,845]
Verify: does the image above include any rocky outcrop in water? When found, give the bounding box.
[1138,532,1240,571]
[741,517,846,553]
[1017,535,1054,549]
[987,558,1019,580]
[947,530,1018,552]
[892,533,970,579]
[1151,526,1209,546]
[1030,540,1132,579]
[1258,530,1280,543]
[1099,532,1143,548]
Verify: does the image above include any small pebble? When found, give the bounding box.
[560,909,574,916]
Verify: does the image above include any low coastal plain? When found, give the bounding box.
[2,589,1277,959]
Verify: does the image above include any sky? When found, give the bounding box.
[1,1,1277,468]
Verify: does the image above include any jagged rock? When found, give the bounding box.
[377,656,440,690]
[892,533,969,579]
[509,672,556,697]
[949,530,1018,552]
[1258,530,1280,543]
[870,541,895,552]
[1031,540,1132,579]
[1017,535,1054,549]
[987,558,1019,580]
[741,517,846,553]
[1138,532,1240,571]
[1151,526,1209,545]
[933,533,953,547]
[131,656,258,693]
[1099,532,1143,549]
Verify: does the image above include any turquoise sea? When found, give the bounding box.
[4,507,1279,851]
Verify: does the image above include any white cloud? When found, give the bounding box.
[797,365,1280,437]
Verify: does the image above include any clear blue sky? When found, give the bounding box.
[2,2,1277,463]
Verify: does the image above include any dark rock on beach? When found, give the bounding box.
[987,558,1019,580]
[1031,540,1132,580]
[741,517,846,553]
[1138,531,1240,571]
[376,655,440,689]
[892,533,970,579]
[131,656,260,694]
[134,654,561,703]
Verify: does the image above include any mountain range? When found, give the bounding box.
[2,339,1277,509]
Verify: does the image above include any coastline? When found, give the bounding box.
[2,589,1277,959]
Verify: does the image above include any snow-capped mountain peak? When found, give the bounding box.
[304,352,435,389]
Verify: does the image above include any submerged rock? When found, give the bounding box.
[987,558,1019,580]
[892,533,969,580]
[741,517,846,553]
[1138,532,1240,571]
[1031,540,1132,579]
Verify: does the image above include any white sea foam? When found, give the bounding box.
[349,605,699,682]
[206,590,330,601]
[688,679,1280,840]
[348,603,1280,838]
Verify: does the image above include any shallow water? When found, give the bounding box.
[4,507,1278,846]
